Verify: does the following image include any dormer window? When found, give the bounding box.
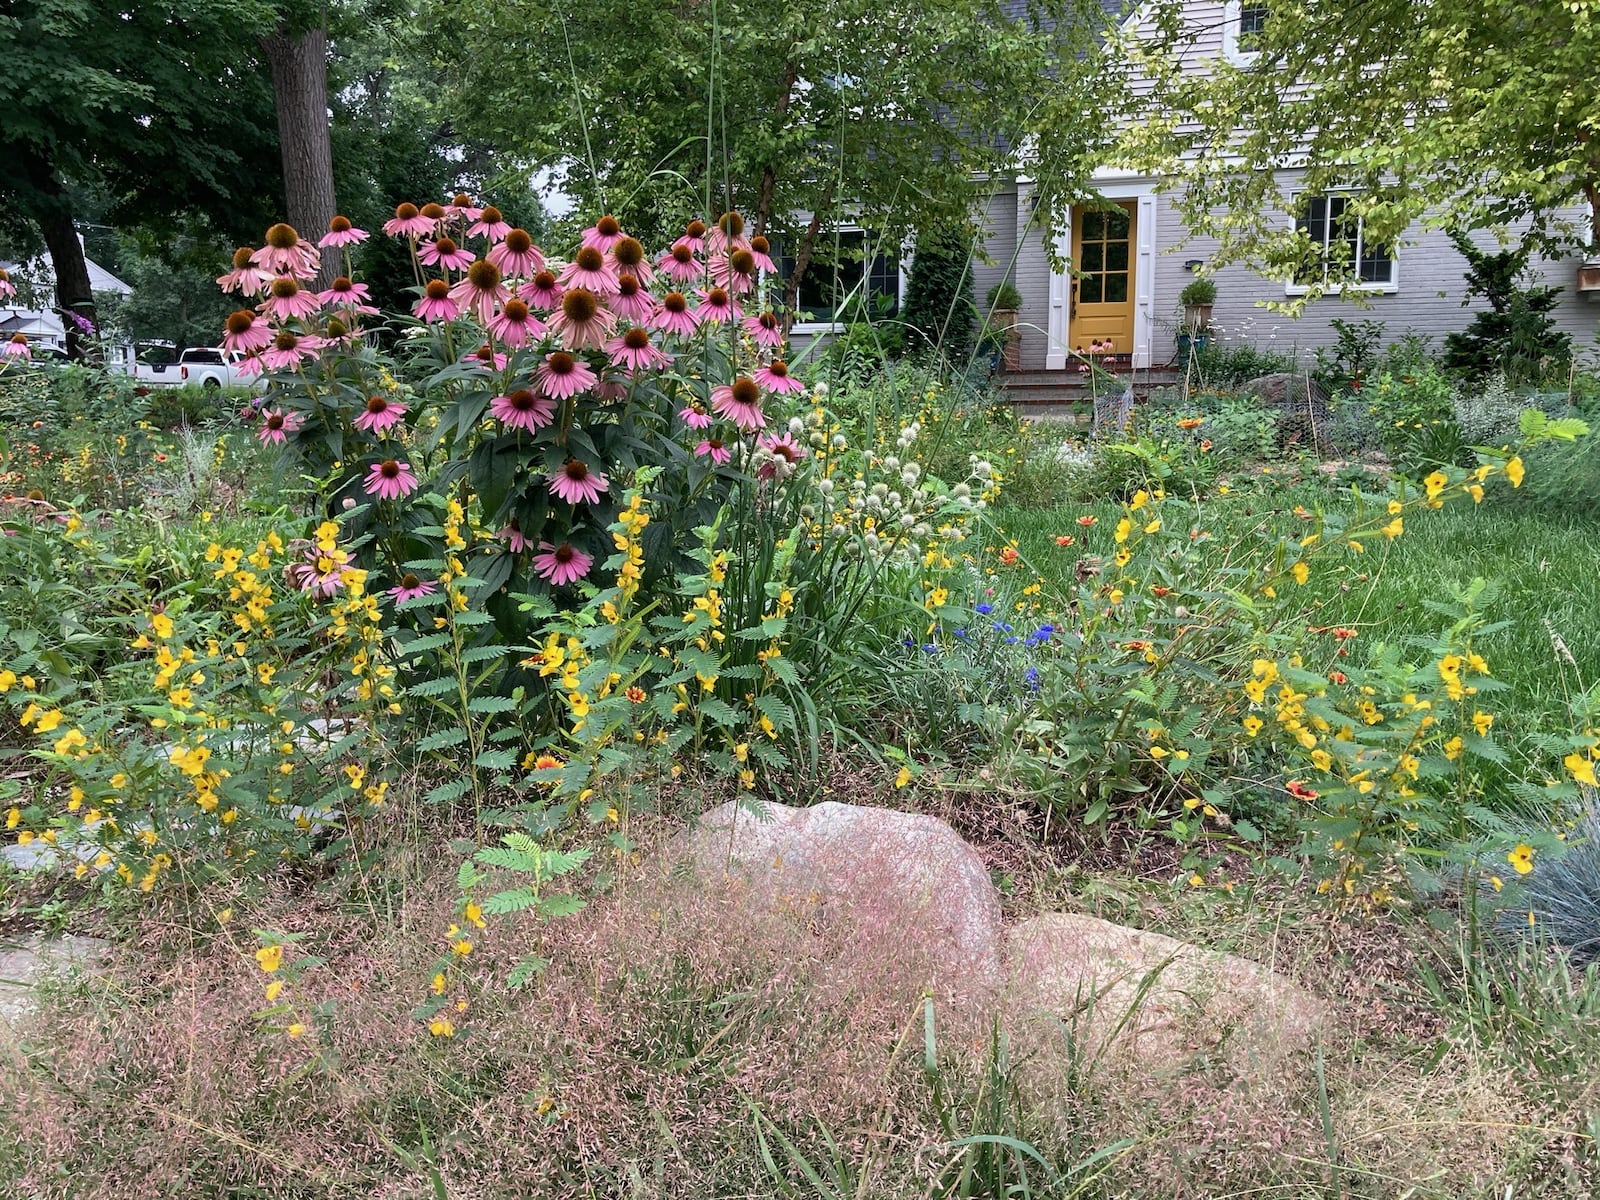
[1239,2,1269,39]
[1223,0,1269,62]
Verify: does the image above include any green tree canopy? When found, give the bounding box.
[1119,0,1600,298]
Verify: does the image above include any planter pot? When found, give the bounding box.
[1578,260,1600,295]
[989,308,1022,372]
[1182,302,1214,332]
[1176,331,1211,369]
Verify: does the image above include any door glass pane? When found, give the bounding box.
[1105,208,1130,239]
[1079,274,1103,303]
[1081,211,1104,240]
[1106,241,1129,271]
[1104,273,1129,304]
[1080,243,1103,272]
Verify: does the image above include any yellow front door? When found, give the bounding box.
[1069,203,1136,356]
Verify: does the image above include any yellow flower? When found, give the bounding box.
[1489,875,1503,892]
[1292,562,1309,586]
[1423,471,1448,499]
[1507,844,1534,875]
[1564,751,1597,787]
[465,901,486,929]
[151,613,175,640]
[430,973,447,995]
[0,669,14,692]
[452,939,473,957]
[1506,456,1524,488]
[52,728,87,756]
[1443,736,1464,761]
[1113,517,1132,544]
[255,945,283,973]
[1143,518,1161,535]
[429,1017,455,1038]
[264,980,283,1002]
[286,1023,306,1039]
[1386,500,1403,515]
[1469,484,1484,504]
[1472,711,1494,737]
[1310,748,1332,772]
[894,766,912,789]
[34,710,63,734]
[1242,715,1264,737]
[1381,517,1403,540]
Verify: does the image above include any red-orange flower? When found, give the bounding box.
[1286,780,1319,800]
[1331,628,1358,640]
[1076,515,1097,527]
[999,546,1019,565]
[1055,535,1075,547]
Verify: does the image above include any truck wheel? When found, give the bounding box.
[202,377,221,390]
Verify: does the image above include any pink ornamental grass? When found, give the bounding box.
[490,388,557,432]
[533,541,593,587]
[318,215,369,249]
[221,309,273,355]
[549,460,609,506]
[353,395,407,434]
[754,359,806,395]
[534,351,598,400]
[364,458,420,501]
[711,377,766,431]
[257,407,303,445]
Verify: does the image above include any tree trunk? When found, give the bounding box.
[780,187,832,337]
[754,60,799,237]
[261,22,337,286]
[17,153,98,363]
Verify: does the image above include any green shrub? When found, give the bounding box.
[1191,340,1301,388]
[902,229,977,363]
[1442,231,1572,384]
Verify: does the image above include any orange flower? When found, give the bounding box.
[1285,780,1319,801]
[1176,416,1204,430]
[998,546,1019,565]
[1151,585,1171,598]
[625,686,646,704]
[1054,535,1075,547]
[1331,628,1358,640]
[1199,439,1213,452]
[1329,670,1347,684]
[1076,515,1097,527]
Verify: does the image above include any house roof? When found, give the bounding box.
[0,252,132,298]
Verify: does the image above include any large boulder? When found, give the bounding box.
[1005,913,1324,1078]
[0,933,108,1025]
[1238,372,1339,456]
[677,800,1003,988]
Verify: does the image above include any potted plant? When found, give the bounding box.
[984,281,1023,373]
[1179,276,1216,331]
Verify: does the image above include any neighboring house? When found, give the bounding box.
[0,245,133,358]
[979,0,1600,373]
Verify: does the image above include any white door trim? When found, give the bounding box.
[1045,179,1159,370]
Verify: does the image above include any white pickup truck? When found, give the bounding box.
[128,347,259,390]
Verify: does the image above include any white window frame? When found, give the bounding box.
[1285,192,1400,296]
[785,227,909,335]
[1221,0,1266,65]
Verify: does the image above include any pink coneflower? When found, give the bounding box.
[534,351,598,400]
[678,219,708,254]
[609,236,655,286]
[418,236,474,272]
[257,407,303,445]
[605,326,671,373]
[651,291,698,339]
[743,310,784,349]
[446,193,483,223]
[251,224,320,279]
[518,273,562,314]
[558,246,618,294]
[450,260,509,323]
[712,248,757,295]
[462,343,509,372]
[490,387,557,431]
[488,228,544,278]
[678,401,713,429]
[261,330,322,371]
[284,542,354,598]
[754,359,806,394]
[748,235,779,274]
[217,247,274,297]
[581,214,626,253]
[222,309,273,355]
[353,394,408,434]
[364,458,419,501]
[0,269,14,301]
[317,275,378,316]
[259,275,322,323]
[548,288,616,350]
[533,542,592,587]
[549,459,608,506]
[610,273,655,323]
[387,573,438,603]
[711,377,766,431]
[383,202,437,239]
[4,333,31,361]
[706,211,750,254]
[497,520,532,552]
[756,431,808,478]
[467,205,511,242]
[319,215,369,249]
[695,286,741,325]
[322,315,359,346]
[487,298,547,348]
[413,278,461,322]
[696,437,732,465]
[658,242,704,285]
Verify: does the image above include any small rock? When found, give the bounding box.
[678,800,1003,987]
[0,933,109,1025]
[1006,913,1323,1076]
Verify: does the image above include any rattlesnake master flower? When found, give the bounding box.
[549,459,609,505]
[418,236,473,271]
[490,387,557,432]
[363,458,420,500]
[353,394,407,434]
[413,278,460,323]
[222,309,272,354]
[383,202,436,239]
[256,407,303,445]
[534,351,598,401]
[532,541,593,586]
[549,287,616,349]
[650,290,698,339]
[487,298,547,348]
[318,214,369,248]
[488,227,545,278]
[518,269,563,310]
[712,377,766,431]
[467,205,510,242]
[754,359,805,395]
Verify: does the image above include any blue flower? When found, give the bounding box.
[1024,666,1040,690]
[923,643,939,654]
[992,621,1013,633]
[1004,636,1019,645]
[975,603,994,615]
[953,628,968,639]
